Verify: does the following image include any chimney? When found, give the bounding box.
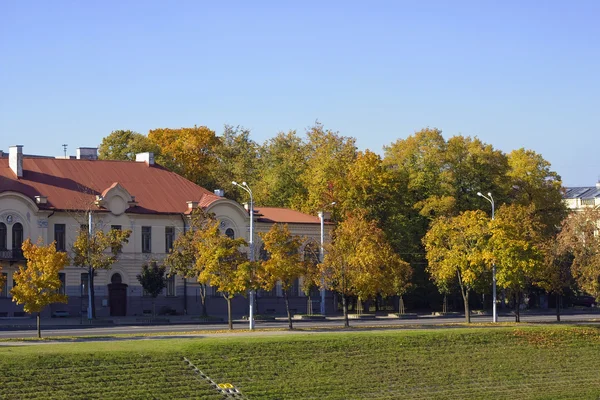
[214,189,224,197]
[596,181,600,190]
[76,147,98,160]
[187,201,199,210]
[9,145,23,178]
[136,152,155,165]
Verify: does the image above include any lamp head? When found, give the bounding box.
[331,202,336,206]
[477,192,483,197]
[232,181,238,186]
[487,192,492,197]
[242,181,247,186]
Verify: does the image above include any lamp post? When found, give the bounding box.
[477,191,497,323]
[318,202,335,315]
[232,181,255,330]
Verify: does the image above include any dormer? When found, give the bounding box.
[98,182,136,216]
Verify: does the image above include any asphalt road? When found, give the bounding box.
[2,313,599,339]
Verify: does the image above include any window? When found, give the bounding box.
[54,224,66,252]
[166,275,176,296]
[12,223,23,253]
[165,226,175,253]
[581,198,596,206]
[225,228,235,239]
[1,273,7,297]
[111,225,122,253]
[0,223,6,250]
[81,273,89,296]
[58,273,66,295]
[142,226,151,253]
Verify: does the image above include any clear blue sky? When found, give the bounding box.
[1,1,598,186]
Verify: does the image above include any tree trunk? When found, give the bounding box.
[37,312,41,339]
[342,294,349,328]
[284,290,293,330]
[225,296,233,330]
[254,294,260,315]
[307,295,312,315]
[443,294,448,314]
[556,293,561,322]
[399,295,405,315]
[461,290,470,323]
[515,291,521,323]
[199,284,208,317]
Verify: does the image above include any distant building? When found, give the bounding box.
[0,145,332,318]
[564,182,600,210]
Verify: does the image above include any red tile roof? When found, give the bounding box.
[254,207,321,224]
[0,158,221,214]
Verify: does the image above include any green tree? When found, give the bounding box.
[336,150,396,222]
[136,262,167,317]
[424,210,492,323]
[72,224,131,318]
[557,207,600,300]
[254,131,308,208]
[258,224,304,329]
[148,126,221,189]
[98,130,160,161]
[298,123,356,214]
[490,204,544,322]
[320,210,406,327]
[11,239,68,338]
[213,125,259,203]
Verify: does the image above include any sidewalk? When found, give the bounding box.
[1,308,597,330]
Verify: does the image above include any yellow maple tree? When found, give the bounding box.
[11,239,68,338]
[258,223,304,329]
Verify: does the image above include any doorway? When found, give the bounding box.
[108,273,128,316]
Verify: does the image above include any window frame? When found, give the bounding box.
[141,226,152,253]
[54,223,66,252]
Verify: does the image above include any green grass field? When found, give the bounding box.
[1,325,600,399]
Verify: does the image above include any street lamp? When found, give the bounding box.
[317,202,335,315]
[232,181,255,330]
[477,191,497,323]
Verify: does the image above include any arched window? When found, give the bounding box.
[111,273,122,284]
[0,223,6,251]
[12,223,23,253]
[225,228,235,239]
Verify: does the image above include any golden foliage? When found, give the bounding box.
[11,239,68,313]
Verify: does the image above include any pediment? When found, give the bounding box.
[97,182,135,216]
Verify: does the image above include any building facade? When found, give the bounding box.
[0,145,332,318]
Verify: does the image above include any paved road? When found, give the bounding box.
[1,313,599,339]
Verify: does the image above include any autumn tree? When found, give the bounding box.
[301,240,321,314]
[557,207,600,300]
[320,210,408,327]
[164,209,218,317]
[383,248,413,315]
[72,224,131,318]
[258,224,304,329]
[537,237,573,321]
[507,148,566,236]
[193,215,253,330]
[424,210,492,323]
[148,126,221,189]
[298,123,356,214]
[11,239,68,338]
[254,131,308,208]
[137,262,167,317]
[98,130,160,161]
[490,205,544,322]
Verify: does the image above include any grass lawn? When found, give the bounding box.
[1,325,600,399]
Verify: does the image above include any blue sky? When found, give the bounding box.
[1,1,598,186]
